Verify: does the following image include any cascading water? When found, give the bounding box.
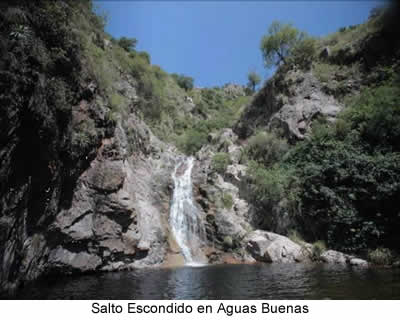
[169,157,207,265]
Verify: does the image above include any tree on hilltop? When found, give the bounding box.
[260,21,301,68]
[247,71,261,92]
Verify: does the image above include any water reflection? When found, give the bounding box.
[16,263,400,299]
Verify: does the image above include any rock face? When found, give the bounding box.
[48,119,179,273]
[190,129,256,263]
[235,69,342,142]
[0,1,179,294]
[320,250,368,267]
[245,230,310,263]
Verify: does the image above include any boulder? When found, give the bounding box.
[349,258,368,267]
[245,230,309,263]
[320,250,348,264]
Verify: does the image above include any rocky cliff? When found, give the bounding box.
[0,0,180,295]
[0,0,255,296]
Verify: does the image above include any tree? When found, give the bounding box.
[118,37,137,52]
[247,71,261,92]
[260,21,301,68]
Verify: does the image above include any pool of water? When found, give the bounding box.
[16,263,400,299]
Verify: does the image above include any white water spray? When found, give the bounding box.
[169,157,207,265]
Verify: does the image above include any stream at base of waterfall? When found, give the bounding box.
[169,157,207,265]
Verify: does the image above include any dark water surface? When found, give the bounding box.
[17,263,400,299]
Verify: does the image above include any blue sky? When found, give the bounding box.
[95,1,384,87]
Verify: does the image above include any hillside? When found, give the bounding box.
[0,0,399,297]
[232,6,400,252]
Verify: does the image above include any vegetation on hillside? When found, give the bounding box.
[244,6,400,255]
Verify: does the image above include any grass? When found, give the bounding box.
[317,13,383,56]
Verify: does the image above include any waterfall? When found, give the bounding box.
[169,157,207,265]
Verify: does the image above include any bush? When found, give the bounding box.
[171,73,194,91]
[117,37,137,52]
[247,161,295,210]
[246,131,289,167]
[212,152,231,174]
[138,51,150,64]
[290,36,316,70]
[312,240,327,258]
[222,193,233,209]
[178,128,208,155]
[341,85,400,152]
[287,82,400,252]
[313,62,339,83]
[368,248,393,265]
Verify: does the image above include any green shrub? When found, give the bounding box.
[222,193,233,209]
[341,85,400,151]
[247,161,296,210]
[368,248,393,265]
[137,51,151,64]
[117,36,137,52]
[223,236,234,249]
[178,128,208,155]
[287,82,400,252]
[312,240,327,258]
[246,131,289,167]
[212,152,231,174]
[171,73,194,91]
[313,62,339,83]
[290,36,316,70]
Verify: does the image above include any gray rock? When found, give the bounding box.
[225,164,246,183]
[89,161,125,193]
[49,247,102,272]
[104,38,112,49]
[320,250,348,264]
[245,230,309,263]
[349,258,368,267]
